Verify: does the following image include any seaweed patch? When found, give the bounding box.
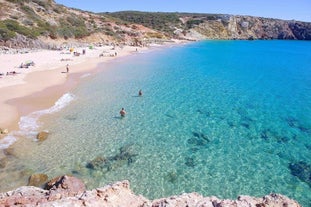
[289,161,311,188]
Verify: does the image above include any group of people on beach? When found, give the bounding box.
[0,71,18,77]
[119,89,143,117]
[0,61,35,78]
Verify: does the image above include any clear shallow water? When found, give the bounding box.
[1,41,311,206]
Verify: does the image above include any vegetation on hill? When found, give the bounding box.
[0,0,90,40]
[108,11,311,41]
[105,11,182,36]
[0,0,310,48]
[107,11,229,33]
[0,0,159,47]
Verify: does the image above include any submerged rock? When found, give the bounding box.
[286,117,310,134]
[185,156,196,168]
[196,109,211,117]
[187,131,210,148]
[86,144,138,172]
[289,161,311,187]
[192,132,210,142]
[86,156,108,170]
[166,171,178,183]
[28,173,48,187]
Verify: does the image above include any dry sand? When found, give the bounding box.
[0,45,148,132]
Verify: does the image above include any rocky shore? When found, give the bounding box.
[0,175,301,207]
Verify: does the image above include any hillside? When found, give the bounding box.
[0,0,311,49]
[109,11,311,41]
[0,0,163,48]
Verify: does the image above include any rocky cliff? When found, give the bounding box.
[109,12,311,41]
[0,175,302,207]
[182,15,311,40]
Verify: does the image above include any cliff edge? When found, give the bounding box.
[0,175,301,207]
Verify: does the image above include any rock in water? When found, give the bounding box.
[37,131,49,141]
[45,175,86,197]
[28,173,48,187]
[0,128,9,134]
[289,161,311,187]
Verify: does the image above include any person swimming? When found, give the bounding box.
[120,108,126,117]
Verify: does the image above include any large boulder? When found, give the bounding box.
[37,131,49,141]
[45,175,86,197]
[28,173,48,187]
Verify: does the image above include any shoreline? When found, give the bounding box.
[0,41,186,148]
[0,45,146,143]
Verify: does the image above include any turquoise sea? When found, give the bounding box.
[1,40,311,206]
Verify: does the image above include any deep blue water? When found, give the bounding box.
[1,40,311,206]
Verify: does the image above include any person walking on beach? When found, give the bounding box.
[66,64,69,73]
[120,108,126,117]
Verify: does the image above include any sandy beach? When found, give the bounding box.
[0,45,149,135]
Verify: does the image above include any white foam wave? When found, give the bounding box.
[19,93,75,132]
[0,93,75,149]
[0,135,17,150]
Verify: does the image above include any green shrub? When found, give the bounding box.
[23,19,34,26]
[185,19,204,29]
[57,26,74,39]
[32,0,50,9]
[66,15,85,27]
[10,15,19,20]
[53,6,66,14]
[57,18,89,39]
[73,26,89,38]
[21,5,40,21]
[108,11,181,35]
[3,19,38,38]
[35,21,56,36]
[21,5,35,15]
[0,22,16,41]
[103,28,115,36]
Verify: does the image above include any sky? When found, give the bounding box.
[54,0,311,22]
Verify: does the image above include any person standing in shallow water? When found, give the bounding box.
[138,89,143,96]
[120,108,126,117]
